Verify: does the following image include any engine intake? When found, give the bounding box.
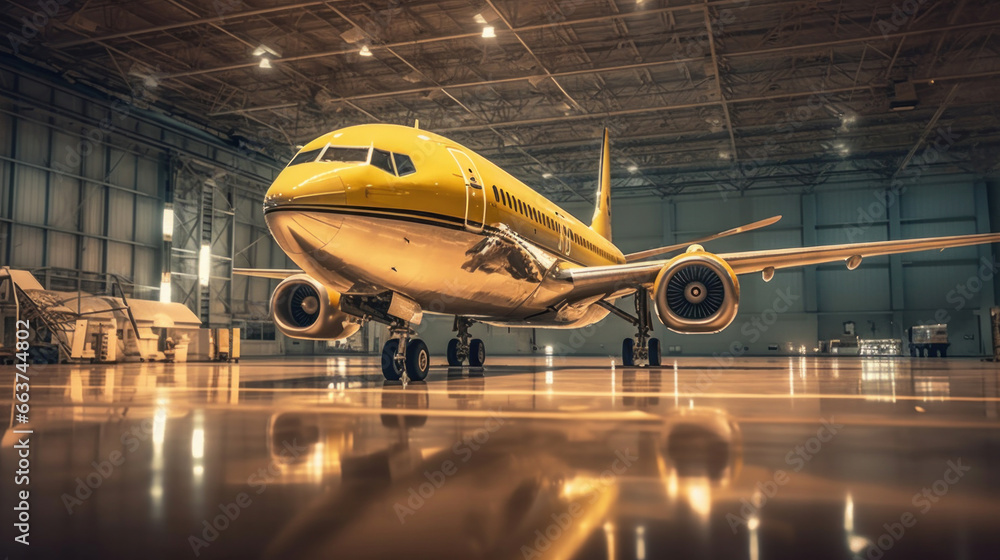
[653,249,740,333]
[271,274,361,340]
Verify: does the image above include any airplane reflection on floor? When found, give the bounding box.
[1,356,999,559]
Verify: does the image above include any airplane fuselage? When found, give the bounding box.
[263,124,623,327]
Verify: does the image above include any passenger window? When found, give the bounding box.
[393,153,416,176]
[320,146,369,163]
[370,148,394,174]
[492,185,499,201]
[287,148,322,166]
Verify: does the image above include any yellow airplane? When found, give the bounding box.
[237,123,1000,381]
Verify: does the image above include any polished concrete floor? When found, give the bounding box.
[2,354,1000,559]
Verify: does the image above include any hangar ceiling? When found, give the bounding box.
[4,0,1000,202]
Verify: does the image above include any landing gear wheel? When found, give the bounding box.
[469,339,486,367]
[622,338,635,367]
[648,338,661,366]
[447,338,463,366]
[406,339,430,381]
[381,339,404,381]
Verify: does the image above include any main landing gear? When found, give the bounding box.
[446,316,486,368]
[381,322,430,382]
[600,288,660,367]
[380,316,487,382]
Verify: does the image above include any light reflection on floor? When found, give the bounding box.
[2,355,999,559]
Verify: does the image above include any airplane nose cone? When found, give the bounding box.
[263,166,349,254]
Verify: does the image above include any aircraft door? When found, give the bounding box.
[448,148,486,232]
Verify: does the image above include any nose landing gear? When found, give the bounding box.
[447,316,486,367]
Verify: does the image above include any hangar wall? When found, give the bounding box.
[0,61,291,356]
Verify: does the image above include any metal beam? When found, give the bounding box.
[47,1,331,48]
[155,16,1000,81]
[703,7,739,165]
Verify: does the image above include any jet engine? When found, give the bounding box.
[270,274,361,340]
[652,246,740,333]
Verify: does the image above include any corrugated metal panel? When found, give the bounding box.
[14,166,47,224]
[83,141,105,180]
[11,225,44,267]
[81,237,102,272]
[81,183,105,235]
[235,224,251,259]
[53,90,83,113]
[107,241,132,277]
[250,277,269,302]
[133,246,157,286]
[17,77,49,100]
[0,161,9,217]
[0,112,11,156]
[815,189,882,225]
[15,119,48,166]
[901,184,975,220]
[817,267,891,311]
[107,189,134,240]
[0,223,7,264]
[48,173,80,230]
[254,237,271,267]
[46,231,77,269]
[903,262,981,309]
[51,130,80,175]
[134,197,159,245]
[136,156,158,195]
[107,149,136,189]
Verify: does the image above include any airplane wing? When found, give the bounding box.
[623,215,782,262]
[563,232,1000,292]
[233,268,304,279]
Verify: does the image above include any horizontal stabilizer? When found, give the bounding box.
[233,268,303,279]
[624,215,782,262]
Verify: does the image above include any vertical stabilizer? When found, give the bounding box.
[590,128,613,241]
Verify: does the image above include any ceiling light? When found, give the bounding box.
[252,44,280,58]
[359,45,373,57]
[718,150,730,159]
[482,25,496,38]
[474,13,488,24]
[542,172,553,179]
[627,164,639,173]
[259,57,272,69]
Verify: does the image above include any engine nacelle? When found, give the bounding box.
[652,248,740,333]
[270,274,361,340]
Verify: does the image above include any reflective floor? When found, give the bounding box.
[3,355,1000,559]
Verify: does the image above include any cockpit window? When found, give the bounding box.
[287,148,322,167]
[393,153,416,176]
[370,148,394,174]
[320,146,369,164]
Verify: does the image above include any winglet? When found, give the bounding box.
[590,128,613,242]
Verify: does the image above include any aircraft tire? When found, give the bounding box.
[381,339,404,381]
